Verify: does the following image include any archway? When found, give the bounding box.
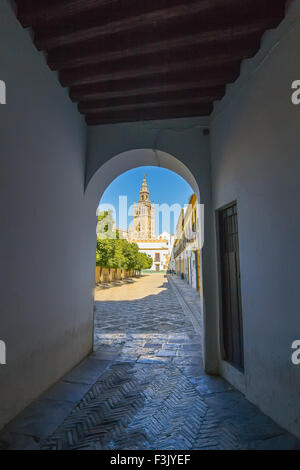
[85,147,220,375]
[87,149,200,205]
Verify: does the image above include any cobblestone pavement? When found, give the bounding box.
[1,274,299,450]
[93,274,198,358]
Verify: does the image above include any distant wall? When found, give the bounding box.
[210,0,300,437]
[0,1,92,429]
[95,267,136,283]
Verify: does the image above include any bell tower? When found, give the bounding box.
[130,175,155,240]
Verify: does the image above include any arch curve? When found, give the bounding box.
[86,148,200,209]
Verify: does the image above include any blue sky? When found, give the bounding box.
[98,166,193,235]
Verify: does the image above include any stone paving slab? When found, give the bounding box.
[62,358,112,385]
[0,431,41,450]
[42,380,92,404]
[2,397,75,440]
[168,275,203,337]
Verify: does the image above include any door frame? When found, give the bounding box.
[216,200,244,373]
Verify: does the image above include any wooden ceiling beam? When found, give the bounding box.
[14,0,287,125]
[86,104,213,126]
[15,0,120,28]
[79,93,222,115]
[81,97,213,115]
[78,86,225,113]
[47,18,283,71]
[72,81,228,103]
[59,39,259,87]
[15,0,258,29]
[34,0,262,51]
[70,65,240,102]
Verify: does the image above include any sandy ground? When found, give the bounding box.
[94,273,167,301]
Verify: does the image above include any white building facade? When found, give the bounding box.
[171,194,201,291]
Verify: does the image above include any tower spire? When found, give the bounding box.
[141,174,148,191]
[139,174,149,202]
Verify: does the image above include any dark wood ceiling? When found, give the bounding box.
[15,0,286,126]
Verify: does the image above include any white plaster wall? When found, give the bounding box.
[137,243,168,249]
[138,248,168,270]
[0,2,93,428]
[210,0,300,438]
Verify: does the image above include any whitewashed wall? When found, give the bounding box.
[0,1,92,429]
[210,0,300,438]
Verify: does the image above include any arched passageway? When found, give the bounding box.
[2,153,299,448]
[3,155,298,449]
[84,117,220,377]
[85,144,219,376]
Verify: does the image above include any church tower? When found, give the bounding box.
[130,175,155,240]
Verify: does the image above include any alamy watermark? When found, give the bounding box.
[0,340,6,365]
[291,80,300,105]
[0,80,6,104]
[291,340,300,365]
[97,196,204,248]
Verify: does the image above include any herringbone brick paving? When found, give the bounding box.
[1,274,299,450]
[41,362,242,450]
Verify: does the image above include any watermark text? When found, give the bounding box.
[291,340,300,365]
[0,340,6,365]
[291,80,300,105]
[0,80,6,104]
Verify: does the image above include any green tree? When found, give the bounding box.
[144,253,153,269]
[96,239,115,271]
[108,239,126,269]
[96,236,153,274]
[121,241,138,271]
[135,252,153,273]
